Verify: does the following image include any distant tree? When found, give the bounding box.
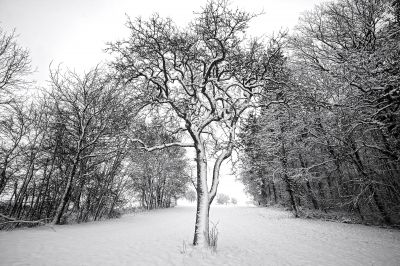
[216,193,230,205]
[127,122,190,210]
[185,189,196,203]
[230,197,237,205]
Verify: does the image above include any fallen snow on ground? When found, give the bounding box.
[1,206,399,266]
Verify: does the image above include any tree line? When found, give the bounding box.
[239,0,400,225]
[0,30,190,228]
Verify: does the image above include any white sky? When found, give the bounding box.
[0,0,326,204]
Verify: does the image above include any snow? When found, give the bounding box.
[1,206,399,266]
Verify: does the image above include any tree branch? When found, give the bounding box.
[130,138,194,151]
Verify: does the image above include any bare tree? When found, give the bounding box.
[230,197,237,205]
[47,66,133,224]
[0,27,30,106]
[216,193,230,205]
[109,0,285,245]
[185,189,197,202]
[0,26,31,197]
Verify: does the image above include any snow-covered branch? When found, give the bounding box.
[130,138,194,151]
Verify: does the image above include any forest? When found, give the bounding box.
[0,0,399,247]
[238,0,400,225]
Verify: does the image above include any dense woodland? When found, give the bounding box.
[239,0,400,225]
[0,0,399,241]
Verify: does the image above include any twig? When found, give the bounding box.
[0,213,55,231]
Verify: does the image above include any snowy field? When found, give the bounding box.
[0,206,399,266]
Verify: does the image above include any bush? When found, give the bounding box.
[207,221,219,253]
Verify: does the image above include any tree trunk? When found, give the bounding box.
[369,185,392,224]
[260,178,268,205]
[280,142,298,217]
[10,159,35,218]
[193,144,210,246]
[298,153,320,210]
[306,180,319,210]
[271,181,278,204]
[350,140,392,224]
[0,166,8,196]
[284,176,298,217]
[52,152,80,225]
[191,126,232,246]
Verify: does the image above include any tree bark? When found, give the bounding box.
[193,143,210,246]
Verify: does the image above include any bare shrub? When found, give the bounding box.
[207,221,219,252]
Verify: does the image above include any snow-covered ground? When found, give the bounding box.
[1,206,399,266]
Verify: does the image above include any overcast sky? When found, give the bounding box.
[0,0,326,204]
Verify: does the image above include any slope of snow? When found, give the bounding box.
[0,206,399,266]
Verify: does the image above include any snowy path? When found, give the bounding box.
[0,206,399,266]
